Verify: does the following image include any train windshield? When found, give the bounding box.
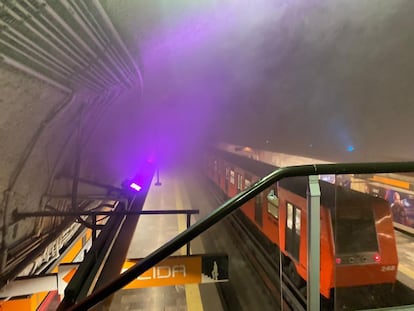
[333,200,379,254]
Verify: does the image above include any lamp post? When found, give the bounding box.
[154,167,162,186]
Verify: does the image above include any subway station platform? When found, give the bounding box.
[108,169,225,311]
[46,161,414,310]
[396,231,414,289]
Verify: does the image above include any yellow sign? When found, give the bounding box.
[123,256,202,289]
[58,255,227,291]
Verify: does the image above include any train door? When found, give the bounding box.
[285,202,301,261]
[255,193,263,227]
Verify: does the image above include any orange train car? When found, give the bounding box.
[205,149,398,298]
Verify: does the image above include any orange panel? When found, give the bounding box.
[335,265,397,287]
[123,256,202,289]
[60,236,83,264]
[241,200,254,221]
[37,291,59,311]
[0,290,52,310]
[0,296,32,311]
[86,229,92,241]
[31,291,48,310]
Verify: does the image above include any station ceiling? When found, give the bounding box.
[1,0,414,286]
[103,0,414,162]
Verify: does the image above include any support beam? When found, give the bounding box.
[55,176,124,192]
[42,194,128,201]
[307,175,321,311]
[15,209,199,218]
[0,274,57,298]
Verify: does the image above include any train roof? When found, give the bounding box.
[279,176,386,210]
[280,175,336,199]
[210,148,277,177]
[210,148,387,209]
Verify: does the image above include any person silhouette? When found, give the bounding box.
[391,192,408,225]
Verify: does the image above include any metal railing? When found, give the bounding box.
[63,161,414,310]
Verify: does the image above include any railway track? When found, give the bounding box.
[226,212,306,311]
[207,181,305,311]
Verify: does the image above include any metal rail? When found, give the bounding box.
[63,161,414,310]
[14,209,200,218]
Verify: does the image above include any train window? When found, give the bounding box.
[267,189,279,219]
[295,209,301,235]
[225,167,229,179]
[230,170,235,184]
[267,189,277,201]
[237,174,243,191]
[286,202,301,233]
[245,179,251,189]
[287,203,293,229]
[333,199,379,254]
[286,202,300,260]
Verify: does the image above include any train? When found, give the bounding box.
[205,149,398,298]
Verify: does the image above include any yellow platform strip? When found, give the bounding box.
[399,263,414,279]
[372,176,410,190]
[175,180,204,311]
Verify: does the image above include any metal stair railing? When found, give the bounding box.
[65,161,414,310]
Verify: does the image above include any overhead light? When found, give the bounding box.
[129,182,142,192]
[347,145,355,152]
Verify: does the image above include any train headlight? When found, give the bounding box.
[374,253,381,263]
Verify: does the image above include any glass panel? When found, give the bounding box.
[287,202,293,229]
[295,208,301,235]
[333,200,378,254]
[237,174,243,191]
[267,189,279,219]
[279,173,414,311]
[332,173,414,310]
[230,170,235,184]
[244,179,251,189]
